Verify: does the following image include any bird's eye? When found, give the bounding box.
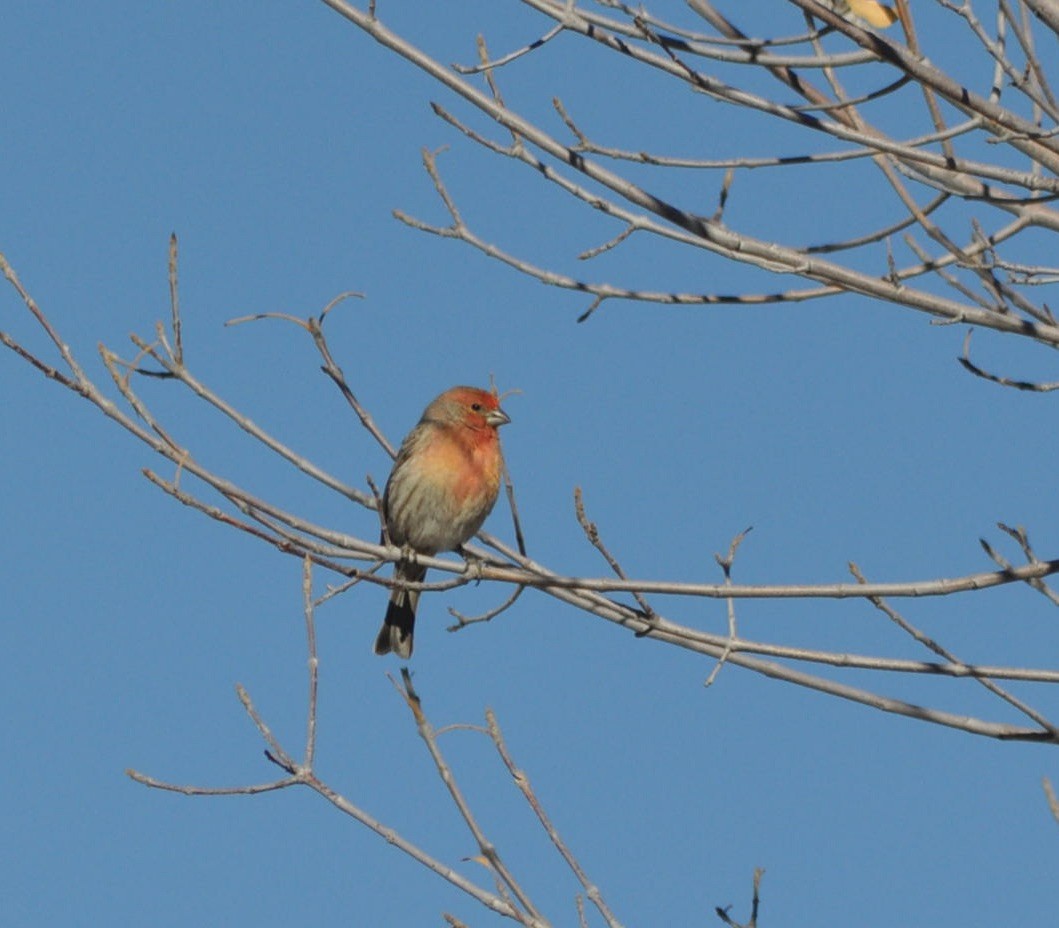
[471,403,482,412]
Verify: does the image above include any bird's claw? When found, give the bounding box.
[460,550,486,584]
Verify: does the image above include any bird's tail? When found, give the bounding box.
[373,562,426,658]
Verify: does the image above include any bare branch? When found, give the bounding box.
[706,527,753,687]
[487,710,625,928]
[301,555,320,769]
[574,486,656,627]
[397,670,548,926]
[959,329,1059,391]
[452,22,564,74]
[322,0,1059,343]
[167,233,183,366]
[125,769,298,796]
[849,563,1059,740]
[1045,777,1059,826]
[715,867,764,928]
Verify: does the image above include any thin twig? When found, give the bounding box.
[1044,778,1059,826]
[574,487,657,631]
[959,329,1059,392]
[714,868,764,928]
[126,770,298,795]
[452,22,564,74]
[302,555,319,769]
[487,710,625,928]
[982,522,1059,607]
[706,527,753,687]
[397,670,546,925]
[448,585,525,630]
[850,563,1059,739]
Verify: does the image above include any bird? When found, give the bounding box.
[373,386,511,658]
[823,0,898,28]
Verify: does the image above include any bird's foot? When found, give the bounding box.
[459,548,487,584]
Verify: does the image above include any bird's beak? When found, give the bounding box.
[486,406,511,428]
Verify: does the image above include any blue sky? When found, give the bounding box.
[3,3,1058,926]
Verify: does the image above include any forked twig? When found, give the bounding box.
[125,561,550,924]
[395,669,548,926]
[448,584,525,630]
[715,868,764,928]
[487,710,625,928]
[452,22,565,74]
[574,487,657,633]
[981,522,1059,607]
[850,562,1059,740]
[706,527,753,687]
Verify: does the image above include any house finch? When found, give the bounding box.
[373,386,511,658]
